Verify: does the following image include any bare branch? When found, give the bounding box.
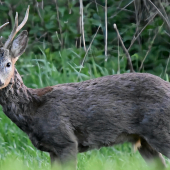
[105,0,108,61]
[79,25,101,74]
[78,5,82,48]
[53,0,63,48]
[0,22,8,46]
[164,54,170,78]
[94,0,99,12]
[133,0,141,48]
[117,0,124,8]
[117,37,120,74]
[128,12,158,51]
[139,25,161,71]
[116,8,135,14]
[56,31,62,45]
[147,0,170,31]
[110,0,134,19]
[91,0,105,8]
[158,0,170,27]
[35,0,44,25]
[80,0,86,52]
[114,24,134,73]
[0,22,9,31]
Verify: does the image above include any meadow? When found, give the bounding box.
[0,0,170,169]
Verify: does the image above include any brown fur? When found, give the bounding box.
[35,86,53,96]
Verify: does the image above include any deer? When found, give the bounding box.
[0,5,170,169]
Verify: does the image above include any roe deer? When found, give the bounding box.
[0,5,169,169]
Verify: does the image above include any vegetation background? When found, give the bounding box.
[0,0,170,169]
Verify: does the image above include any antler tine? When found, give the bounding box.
[4,5,30,49]
[0,36,3,47]
[17,6,30,32]
[0,22,9,47]
[0,22,9,31]
[3,12,18,49]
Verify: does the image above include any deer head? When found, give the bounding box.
[0,6,29,89]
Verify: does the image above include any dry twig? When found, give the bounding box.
[117,37,120,74]
[80,0,86,51]
[54,0,63,48]
[79,25,101,73]
[114,24,134,73]
[105,0,108,61]
[133,0,141,48]
[35,0,44,25]
[128,12,158,51]
[139,28,159,71]
[0,22,9,31]
[110,0,134,19]
[147,0,170,31]
[94,0,99,12]
[164,54,170,78]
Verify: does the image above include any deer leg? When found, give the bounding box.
[138,138,166,168]
[59,142,78,170]
[50,152,62,169]
[50,142,78,170]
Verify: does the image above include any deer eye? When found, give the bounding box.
[6,62,11,67]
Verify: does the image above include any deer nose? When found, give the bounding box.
[0,80,4,87]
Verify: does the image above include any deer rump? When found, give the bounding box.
[26,73,169,167]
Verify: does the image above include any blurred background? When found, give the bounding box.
[0,0,170,169]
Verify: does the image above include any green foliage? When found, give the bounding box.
[1,0,169,80]
[0,0,170,169]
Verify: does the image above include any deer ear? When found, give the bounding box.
[11,30,28,60]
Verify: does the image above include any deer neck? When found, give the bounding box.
[0,68,38,132]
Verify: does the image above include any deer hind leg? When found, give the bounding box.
[50,141,78,170]
[136,138,166,168]
[50,152,62,169]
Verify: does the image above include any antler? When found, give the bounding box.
[4,5,30,49]
[0,22,9,47]
[0,22,9,31]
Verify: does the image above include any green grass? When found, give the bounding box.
[0,47,169,170]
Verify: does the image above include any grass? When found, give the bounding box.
[0,46,169,170]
